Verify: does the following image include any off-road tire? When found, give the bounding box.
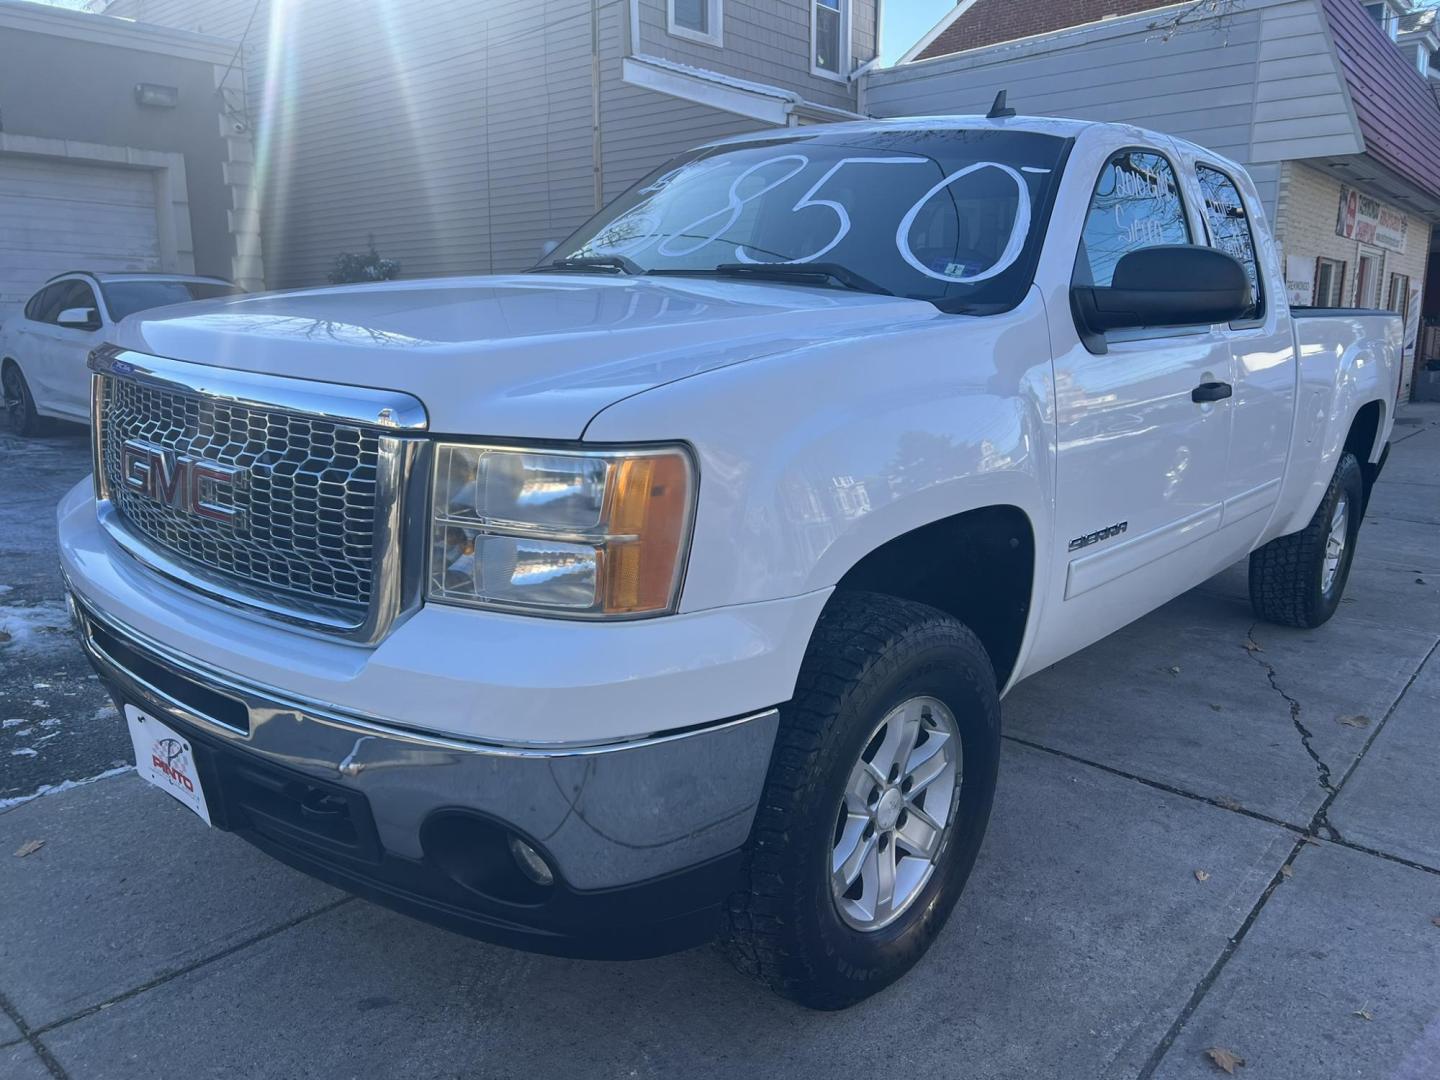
[1249,451,1365,628]
[720,591,1001,1010]
[1,360,42,437]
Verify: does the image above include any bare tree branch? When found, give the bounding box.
[1147,0,1246,42]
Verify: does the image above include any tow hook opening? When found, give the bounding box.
[421,811,557,906]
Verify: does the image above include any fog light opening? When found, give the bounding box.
[508,835,555,887]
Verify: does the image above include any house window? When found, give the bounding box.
[813,0,848,78]
[1315,258,1345,307]
[1388,273,1411,319]
[668,0,722,46]
[1363,1,1400,40]
[1355,249,1383,308]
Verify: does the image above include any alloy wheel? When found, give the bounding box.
[830,695,962,932]
[1322,493,1349,595]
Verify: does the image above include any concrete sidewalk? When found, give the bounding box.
[2,407,1437,1080]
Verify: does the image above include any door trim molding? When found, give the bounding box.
[1065,502,1222,600]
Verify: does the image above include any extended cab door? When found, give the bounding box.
[1187,161,1297,540]
[1036,143,1237,666]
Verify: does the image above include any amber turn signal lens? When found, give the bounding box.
[601,452,692,614]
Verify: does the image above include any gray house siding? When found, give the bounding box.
[635,0,875,112]
[102,0,847,287]
[865,0,1360,221]
[599,2,767,205]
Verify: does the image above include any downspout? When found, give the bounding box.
[851,56,880,117]
[853,0,883,118]
[593,0,604,209]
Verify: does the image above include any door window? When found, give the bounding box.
[1077,150,1191,288]
[24,284,59,321]
[1196,165,1263,320]
[42,281,99,327]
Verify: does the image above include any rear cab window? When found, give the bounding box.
[1195,164,1264,321]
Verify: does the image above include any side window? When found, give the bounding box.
[24,285,57,321]
[38,282,79,324]
[1196,165,1263,320]
[41,281,98,326]
[1077,150,1190,287]
[39,283,80,324]
[66,281,100,320]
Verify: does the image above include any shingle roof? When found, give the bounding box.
[912,0,1174,61]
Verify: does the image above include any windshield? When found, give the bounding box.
[548,127,1071,312]
[102,281,242,321]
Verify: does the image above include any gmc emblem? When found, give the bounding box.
[120,438,246,527]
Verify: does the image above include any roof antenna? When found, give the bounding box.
[987,90,1016,119]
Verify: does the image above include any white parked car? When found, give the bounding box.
[60,117,1399,1009]
[0,272,241,434]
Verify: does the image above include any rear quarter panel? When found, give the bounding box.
[1267,311,1399,540]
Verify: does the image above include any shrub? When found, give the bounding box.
[327,237,401,284]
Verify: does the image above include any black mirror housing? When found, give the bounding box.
[1071,245,1252,351]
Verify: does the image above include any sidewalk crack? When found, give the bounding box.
[1244,623,1341,839]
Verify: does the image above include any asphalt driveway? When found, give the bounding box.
[2,408,1437,1080]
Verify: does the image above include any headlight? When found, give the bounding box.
[428,443,695,617]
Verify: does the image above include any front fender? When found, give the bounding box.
[583,292,1057,615]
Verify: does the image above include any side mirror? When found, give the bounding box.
[1071,245,1252,353]
[57,307,101,331]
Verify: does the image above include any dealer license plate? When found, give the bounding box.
[125,704,211,825]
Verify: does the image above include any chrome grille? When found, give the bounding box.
[98,375,380,616]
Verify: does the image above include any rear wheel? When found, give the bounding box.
[1248,452,1364,628]
[2,360,42,437]
[721,591,1001,1010]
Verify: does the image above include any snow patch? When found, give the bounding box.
[0,765,133,813]
[0,601,72,653]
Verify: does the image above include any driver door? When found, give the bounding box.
[1046,145,1236,655]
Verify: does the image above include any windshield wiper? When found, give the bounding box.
[710,262,892,297]
[532,255,642,276]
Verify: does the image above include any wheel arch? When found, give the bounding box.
[1343,398,1386,508]
[824,504,1036,688]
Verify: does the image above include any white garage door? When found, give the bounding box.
[0,155,162,318]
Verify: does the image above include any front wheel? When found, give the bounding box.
[2,360,42,437]
[720,592,1001,1010]
[1248,451,1365,628]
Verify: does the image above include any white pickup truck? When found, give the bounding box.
[60,116,1400,1009]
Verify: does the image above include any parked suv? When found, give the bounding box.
[60,117,1398,1008]
[1,271,241,434]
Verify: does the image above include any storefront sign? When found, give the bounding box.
[1284,255,1316,307]
[1336,186,1408,252]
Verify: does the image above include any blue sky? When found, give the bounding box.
[882,0,956,64]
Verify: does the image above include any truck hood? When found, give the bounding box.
[111,275,939,438]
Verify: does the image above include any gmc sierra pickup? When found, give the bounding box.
[59,116,1399,1009]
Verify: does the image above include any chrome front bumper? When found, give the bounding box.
[71,593,779,898]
